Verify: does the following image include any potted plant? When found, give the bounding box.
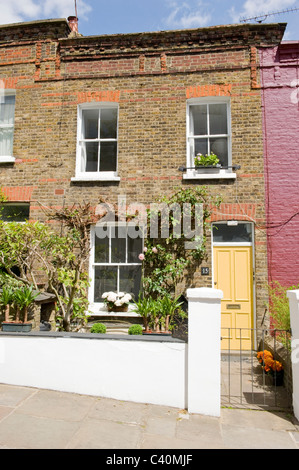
[257,350,284,386]
[2,285,39,332]
[131,295,155,333]
[194,152,221,170]
[102,291,132,312]
[0,287,14,323]
[159,294,185,334]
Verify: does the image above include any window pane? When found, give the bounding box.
[85,142,99,172]
[82,109,99,139]
[0,204,29,222]
[120,265,142,300]
[0,95,15,125]
[111,226,126,263]
[127,234,143,263]
[209,104,227,135]
[99,141,117,172]
[94,266,117,302]
[190,105,207,136]
[210,137,228,166]
[213,223,252,243]
[94,230,109,263]
[0,128,14,157]
[100,108,117,139]
[194,138,208,157]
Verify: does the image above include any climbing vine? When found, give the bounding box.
[140,186,222,298]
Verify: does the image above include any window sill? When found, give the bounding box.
[71,174,120,182]
[88,303,139,317]
[0,156,15,164]
[183,171,236,180]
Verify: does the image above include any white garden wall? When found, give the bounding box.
[0,288,223,417]
[287,289,299,421]
[0,334,186,408]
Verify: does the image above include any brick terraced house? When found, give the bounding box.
[0,17,287,349]
[260,41,299,288]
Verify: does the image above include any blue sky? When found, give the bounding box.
[0,0,298,40]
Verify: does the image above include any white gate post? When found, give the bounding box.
[186,287,223,417]
[287,289,299,421]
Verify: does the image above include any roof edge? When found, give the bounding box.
[0,18,69,30]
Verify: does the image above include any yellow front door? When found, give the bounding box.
[213,246,254,350]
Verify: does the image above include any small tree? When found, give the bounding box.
[0,220,51,289]
[0,203,101,332]
[41,203,99,331]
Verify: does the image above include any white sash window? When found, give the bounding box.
[0,93,16,162]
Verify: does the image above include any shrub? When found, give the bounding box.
[268,281,299,349]
[128,324,143,335]
[90,323,106,334]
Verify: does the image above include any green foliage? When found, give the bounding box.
[0,272,22,290]
[0,207,92,332]
[13,285,39,310]
[132,293,186,332]
[158,294,184,319]
[0,189,7,204]
[0,286,14,308]
[142,186,222,298]
[194,152,220,167]
[90,323,107,334]
[12,285,39,323]
[132,295,155,331]
[268,281,298,349]
[128,324,143,335]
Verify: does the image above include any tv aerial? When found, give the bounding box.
[240,6,299,23]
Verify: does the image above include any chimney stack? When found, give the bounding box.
[68,16,82,38]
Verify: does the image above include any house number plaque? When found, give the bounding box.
[201,267,209,276]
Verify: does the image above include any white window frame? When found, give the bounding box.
[184,97,236,180]
[72,102,120,182]
[0,90,16,163]
[88,223,143,316]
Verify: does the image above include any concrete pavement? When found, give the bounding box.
[0,383,299,450]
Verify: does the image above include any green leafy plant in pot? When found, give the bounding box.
[2,285,39,332]
[132,295,156,333]
[194,152,220,168]
[159,294,186,333]
[0,287,14,323]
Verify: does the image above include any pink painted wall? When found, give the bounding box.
[260,42,299,286]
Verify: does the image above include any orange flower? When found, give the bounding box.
[257,350,273,363]
[272,360,283,372]
[263,357,275,372]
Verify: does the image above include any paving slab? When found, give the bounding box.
[0,413,80,449]
[67,418,142,449]
[0,384,37,407]
[16,389,95,422]
[0,383,298,450]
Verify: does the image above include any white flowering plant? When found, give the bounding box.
[101,291,132,310]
